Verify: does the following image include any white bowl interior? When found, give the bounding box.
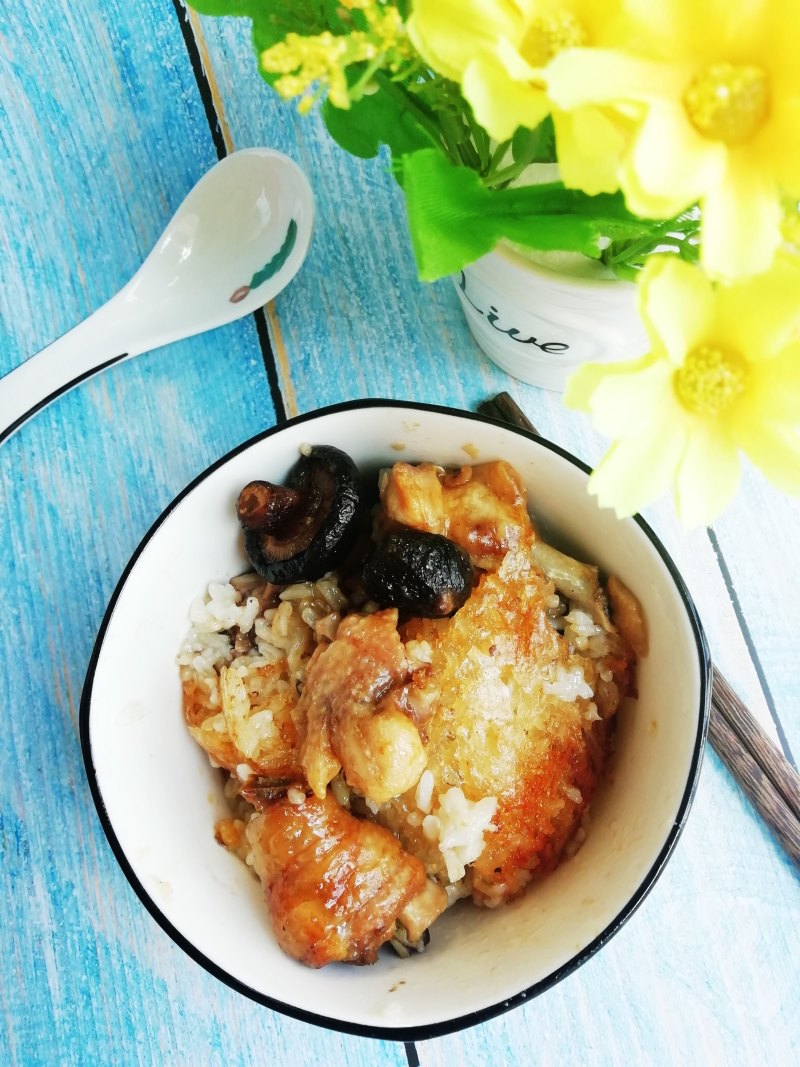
[85,403,707,1035]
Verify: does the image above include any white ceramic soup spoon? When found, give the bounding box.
[0,148,314,444]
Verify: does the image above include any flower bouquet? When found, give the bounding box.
[192,0,800,526]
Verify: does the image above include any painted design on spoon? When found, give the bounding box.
[230,218,298,303]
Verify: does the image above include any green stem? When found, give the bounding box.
[488,139,511,171]
[604,215,701,274]
[438,107,480,169]
[349,54,388,101]
[373,72,454,159]
[464,108,491,172]
[484,158,534,188]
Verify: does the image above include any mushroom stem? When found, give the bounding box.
[237,480,302,532]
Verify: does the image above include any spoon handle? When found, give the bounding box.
[0,299,138,445]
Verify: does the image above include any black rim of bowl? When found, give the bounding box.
[79,397,712,1042]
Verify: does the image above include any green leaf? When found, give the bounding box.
[190,0,330,30]
[189,0,353,87]
[511,116,555,166]
[322,80,437,160]
[401,149,648,280]
[189,0,259,15]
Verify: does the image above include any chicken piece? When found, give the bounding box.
[607,575,648,657]
[378,460,536,569]
[384,547,636,904]
[246,791,429,967]
[298,610,427,802]
[182,658,302,780]
[397,876,448,944]
[379,462,446,535]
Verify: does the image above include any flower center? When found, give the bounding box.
[683,63,769,144]
[674,344,750,416]
[522,11,587,66]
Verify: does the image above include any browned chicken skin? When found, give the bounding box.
[379,460,535,569]
[246,792,435,967]
[390,546,634,903]
[297,609,427,802]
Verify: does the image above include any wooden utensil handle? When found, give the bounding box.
[709,702,800,865]
[712,668,800,821]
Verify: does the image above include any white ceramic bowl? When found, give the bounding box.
[80,400,710,1039]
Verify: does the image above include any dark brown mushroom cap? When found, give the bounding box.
[237,445,362,583]
[362,529,474,618]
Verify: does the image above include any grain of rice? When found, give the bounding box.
[280,583,314,602]
[406,640,433,667]
[317,577,348,610]
[415,769,435,813]
[314,612,340,642]
[543,665,593,701]
[583,701,601,722]
[424,788,498,883]
[330,775,351,809]
[238,596,260,633]
[422,814,440,841]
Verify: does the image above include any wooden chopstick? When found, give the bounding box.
[708,690,800,866]
[478,391,800,868]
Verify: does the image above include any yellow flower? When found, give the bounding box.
[406,0,631,193]
[564,254,800,527]
[546,0,800,278]
[261,1,409,113]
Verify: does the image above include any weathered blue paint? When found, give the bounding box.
[1,1,798,1064]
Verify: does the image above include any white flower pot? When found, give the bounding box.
[454,244,649,391]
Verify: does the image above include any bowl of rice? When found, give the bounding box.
[80,399,710,1039]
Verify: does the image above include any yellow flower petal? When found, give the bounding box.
[587,419,687,517]
[735,339,800,426]
[462,54,550,141]
[564,353,655,411]
[407,0,518,82]
[584,359,678,439]
[736,422,800,496]
[546,49,686,110]
[759,98,800,196]
[622,0,767,60]
[674,422,741,527]
[620,102,726,219]
[712,252,800,358]
[552,106,628,195]
[495,35,539,83]
[699,158,783,279]
[638,256,714,366]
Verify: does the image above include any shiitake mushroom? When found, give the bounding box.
[363,529,474,618]
[237,444,361,583]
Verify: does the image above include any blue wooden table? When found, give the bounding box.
[2,3,798,1063]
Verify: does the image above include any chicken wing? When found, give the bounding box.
[246,791,443,966]
[379,546,634,904]
[378,460,536,569]
[297,609,427,802]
